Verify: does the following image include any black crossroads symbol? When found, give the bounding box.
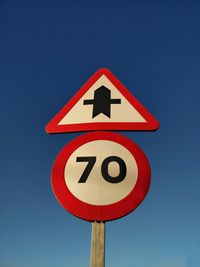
[83,86,121,118]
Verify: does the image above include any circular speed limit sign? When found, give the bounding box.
[52,132,151,221]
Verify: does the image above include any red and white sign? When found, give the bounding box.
[51,132,151,221]
[46,68,159,133]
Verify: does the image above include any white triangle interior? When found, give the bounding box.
[58,75,146,125]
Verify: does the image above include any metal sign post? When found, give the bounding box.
[90,222,105,267]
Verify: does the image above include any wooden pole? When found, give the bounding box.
[90,221,105,267]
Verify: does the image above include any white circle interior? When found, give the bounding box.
[65,140,138,205]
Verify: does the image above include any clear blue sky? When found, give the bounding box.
[1,1,200,267]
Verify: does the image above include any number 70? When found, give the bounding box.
[76,156,127,184]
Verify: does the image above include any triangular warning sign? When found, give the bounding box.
[45,68,159,133]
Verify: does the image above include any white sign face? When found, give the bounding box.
[64,140,138,205]
[59,74,146,125]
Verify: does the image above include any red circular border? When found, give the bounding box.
[51,132,151,222]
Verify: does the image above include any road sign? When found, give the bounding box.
[51,131,151,221]
[46,68,159,133]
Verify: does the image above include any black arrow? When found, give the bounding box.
[83,86,121,118]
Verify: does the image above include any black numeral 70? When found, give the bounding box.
[76,156,127,184]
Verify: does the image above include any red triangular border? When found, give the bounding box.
[45,68,160,133]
